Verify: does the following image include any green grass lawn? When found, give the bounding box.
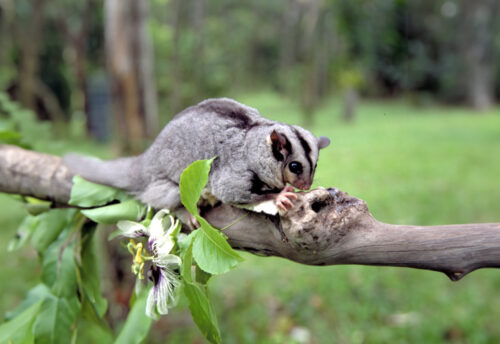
[1,93,500,343]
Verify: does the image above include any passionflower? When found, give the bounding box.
[117,209,182,318]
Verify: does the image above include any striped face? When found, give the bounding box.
[269,126,330,190]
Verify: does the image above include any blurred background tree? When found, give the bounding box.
[1,0,499,148]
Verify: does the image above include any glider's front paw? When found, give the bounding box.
[275,185,297,212]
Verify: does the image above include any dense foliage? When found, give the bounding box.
[1,0,500,128]
[0,158,241,343]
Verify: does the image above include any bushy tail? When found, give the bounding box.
[63,154,143,192]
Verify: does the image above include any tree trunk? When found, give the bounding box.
[342,87,357,122]
[168,0,183,115]
[316,11,333,99]
[461,0,497,110]
[279,0,300,94]
[105,0,159,153]
[17,0,45,111]
[1,144,499,282]
[137,0,159,138]
[299,0,320,127]
[0,1,14,74]
[55,0,92,131]
[72,0,92,131]
[191,0,205,89]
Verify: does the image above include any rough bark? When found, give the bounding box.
[0,144,499,281]
[0,145,73,204]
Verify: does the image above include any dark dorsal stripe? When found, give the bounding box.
[292,128,313,173]
[199,100,255,130]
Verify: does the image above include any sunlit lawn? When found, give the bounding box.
[1,93,500,343]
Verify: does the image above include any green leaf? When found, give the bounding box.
[30,213,82,344]
[183,281,221,344]
[75,314,114,344]
[0,130,30,148]
[23,202,52,216]
[81,200,146,224]
[193,217,243,274]
[77,225,113,338]
[196,265,212,285]
[71,327,78,344]
[79,224,108,317]
[74,227,113,341]
[0,300,43,344]
[179,158,215,215]
[31,209,77,254]
[33,295,81,344]
[5,284,51,321]
[0,130,21,141]
[78,297,113,342]
[69,176,129,207]
[177,230,197,256]
[181,236,195,283]
[170,217,182,239]
[8,215,39,251]
[42,240,79,298]
[180,233,212,286]
[115,290,152,344]
[178,158,242,274]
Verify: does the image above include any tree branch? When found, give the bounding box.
[0,145,73,204]
[1,144,499,280]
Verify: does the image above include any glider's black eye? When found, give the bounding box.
[289,161,303,175]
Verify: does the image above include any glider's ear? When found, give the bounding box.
[318,136,331,149]
[268,130,289,161]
